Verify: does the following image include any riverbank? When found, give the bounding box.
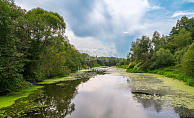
[1,67,194,118]
[0,68,104,117]
[0,72,77,109]
[0,86,43,109]
[147,68,194,87]
[118,65,194,87]
[0,67,105,111]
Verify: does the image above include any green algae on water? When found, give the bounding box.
[0,88,45,118]
[0,86,43,109]
[127,73,194,110]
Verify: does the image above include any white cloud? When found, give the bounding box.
[172,11,194,17]
[139,20,176,38]
[88,0,150,39]
[151,5,165,10]
[14,0,177,57]
[184,0,194,2]
[65,29,117,57]
[123,32,129,34]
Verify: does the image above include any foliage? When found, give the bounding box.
[174,47,188,66]
[130,36,152,63]
[148,67,194,87]
[127,62,136,69]
[181,42,194,76]
[124,16,194,87]
[127,62,145,73]
[0,0,121,94]
[0,0,31,94]
[150,48,175,69]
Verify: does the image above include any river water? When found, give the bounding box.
[2,67,194,118]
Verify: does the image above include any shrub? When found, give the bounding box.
[127,62,146,73]
[127,62,136,69]
[187,79,194,86]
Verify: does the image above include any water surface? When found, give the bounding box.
[1,67,194,118]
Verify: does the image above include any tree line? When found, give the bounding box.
[118,16,194,86]
[0,0,121,95]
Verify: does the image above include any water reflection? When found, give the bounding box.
[28,71,96,118]
[174,106,194,118]
[132,94,163,113]
[12,68,194,118]
[66,74,149,118]
[128,73,194,118]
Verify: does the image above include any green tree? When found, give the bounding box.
[130,36,152,63]
[0,0,31,94]
[181,43,194,76]
[152,31,168,52]
[172,28,192,51]
[22,8,66,82]
[150,48,175,69]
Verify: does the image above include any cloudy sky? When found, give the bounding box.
[14,0,194,58]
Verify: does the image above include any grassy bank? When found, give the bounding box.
[118,65,194,87]
[0,75,74,109]
[0,69,90,110]
[148,67,194,87]
[36,76,73,85]
[0,86,43,109]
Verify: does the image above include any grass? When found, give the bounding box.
[0,86,43,109]
[36,76,73,84]
[118,64,194,87]
[148,67,194,87]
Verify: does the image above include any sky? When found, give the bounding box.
[14,0,194,58]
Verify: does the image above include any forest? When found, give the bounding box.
[0,0,122,95]
[117,16,194,87]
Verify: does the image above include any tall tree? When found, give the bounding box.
[0,0,31,94]
[22,8,66,82]
[130,36,152,63]
[181,42,194,76]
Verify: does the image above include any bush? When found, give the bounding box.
[127,62,146,73]
[187,79,194,86]
[127,62,136,69]
[148,67,194,87]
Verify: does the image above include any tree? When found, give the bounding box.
[0,0,31,94]
[172,28,192,51]
[130,36,152,63]
[22,8,67,82]
[170,16,189,35]
[181,42,194,76]
[152,31,168,52]
[150,48,175,69]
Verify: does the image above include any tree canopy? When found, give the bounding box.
[126,16,194,83]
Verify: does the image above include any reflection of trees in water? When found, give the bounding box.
[174,106,194,118]
[30,71,96,118]
[129,74,194,118]
[132,93,194,118]
[132,94,163,112]
[38,81,80,118]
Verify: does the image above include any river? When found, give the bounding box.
[1,67,194,118]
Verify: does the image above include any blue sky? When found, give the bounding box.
[14,0,194,58]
